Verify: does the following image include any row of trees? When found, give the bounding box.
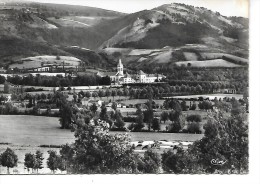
[0,148,67,174]
[2,74,111,87]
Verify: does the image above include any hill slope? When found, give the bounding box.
[0,2,249,69]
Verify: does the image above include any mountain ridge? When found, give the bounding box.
[0,2,249,69]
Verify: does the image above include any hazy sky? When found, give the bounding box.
[6,0,249,17]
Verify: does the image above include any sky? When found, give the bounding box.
[5,0,249,18]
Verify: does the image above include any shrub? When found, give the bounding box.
[180,100,188,111]
[198,101,213,110]
[151,118,160,131]
[189,103,197,110]
[168,122,181,133]
[186,114,202,122]
[187,121,201,134]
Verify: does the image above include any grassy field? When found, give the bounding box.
[175,59,242,67]
[0,115,204,174]
[0,115,74,146]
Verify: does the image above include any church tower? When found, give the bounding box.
[117,58,123,75]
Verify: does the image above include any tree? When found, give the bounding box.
[180,100,188,111]
[98,90,105,99]
[99,103,109,122]
[168,121,182,133]
[186,114,202,122]
[0,148,18,174]
[47,150,60,174]
[105,89,111,99]
[123,88,129,97]
[92,91,98,100]
[134,106,145,131]
[187,121,201,134]
[111,90,117,101]
[198,101,213,110]
[114,110,125,130]
[151,118,160,131]
[161,148,186,173]
[117,89,123,100]
[144,100,154,131]
[90,103,98,114]
[196,84,203,94]
[189,103,197,110]
[138,149,161,173]
[59,101,73,129]
[24,153,36,173]
[111,102,117,111]
[231,98,243,116]
[160,111,168,123]
[59,119,140,174]
[85,91,91,98]
[34,150,44,173]
[129,89,135,99]
[174,109,248,174]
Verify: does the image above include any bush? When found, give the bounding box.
[168,122,182,133]
[151,118,160,131]
[187,121,201,134]
[189,103,197,110]
[186,114,202,122]
[198,101,213,110]
[180,100,188,111]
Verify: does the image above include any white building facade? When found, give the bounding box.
[97,59,165,84]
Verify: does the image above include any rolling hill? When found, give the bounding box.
[0,2,249,69]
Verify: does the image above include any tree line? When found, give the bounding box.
[0,74,111,87]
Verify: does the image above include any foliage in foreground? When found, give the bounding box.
[59,116,161,174]
[162,108,248,174]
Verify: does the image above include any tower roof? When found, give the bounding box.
[117,58,123,67]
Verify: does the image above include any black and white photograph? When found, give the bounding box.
[0,0,259,182]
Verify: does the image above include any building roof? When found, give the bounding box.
[139,70,146,75]
[125,72,132,78]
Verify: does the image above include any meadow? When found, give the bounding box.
[175,59,242,67]
[0,115,204,174]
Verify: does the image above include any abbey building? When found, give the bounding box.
[97,59,165,84]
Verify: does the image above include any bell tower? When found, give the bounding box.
[117,58,123,75]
